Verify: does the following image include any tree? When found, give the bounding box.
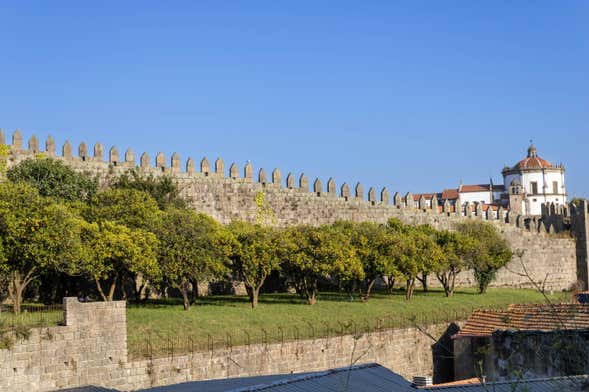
[82,221,159,301]
[456,220,513,293]
[86,188,160,230]
[0,182,87,313]
[84,188,161,300]
[228,221,281,308]
[154,209,231,310]
[344,222,395,300]
[434,230,475,297]
[281,224,362,305]
[113,169,186,209]
[7,158,97,202]
[415,225,445,293]
[386,220,443,300]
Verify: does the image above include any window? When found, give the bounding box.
[553,181,558,194]
[530,182,538,195]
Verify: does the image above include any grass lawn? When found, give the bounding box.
[126,288,568,358]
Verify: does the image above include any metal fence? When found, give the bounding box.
[131,304,506,360]
[0,304,64,331]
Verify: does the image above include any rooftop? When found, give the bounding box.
[454,304,589,338]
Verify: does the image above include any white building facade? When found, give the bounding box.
[501,145,566,216]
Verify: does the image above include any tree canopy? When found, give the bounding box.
[6,158,98,202]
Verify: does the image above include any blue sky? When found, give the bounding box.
[1,1,587,197]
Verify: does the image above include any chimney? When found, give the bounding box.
[412,376,433,388]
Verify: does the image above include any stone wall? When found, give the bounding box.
[0,298,128,392]
[1,298,454,391]
[0,130,580,291]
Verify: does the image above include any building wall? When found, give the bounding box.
[0,131,581,291]
[0,298,453,391]
[504,170,567,216]
[459,191,492,206]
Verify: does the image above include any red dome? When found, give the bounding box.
[512,144,553,170]
[514,156,553,170]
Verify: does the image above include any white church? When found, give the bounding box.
[420,144,567,216]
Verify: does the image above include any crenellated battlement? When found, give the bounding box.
[0,128,581,290]
[0,129,574,239]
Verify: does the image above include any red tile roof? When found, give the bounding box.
[454,304,589,338]
[459,184,491,193]
[441,189,459,200]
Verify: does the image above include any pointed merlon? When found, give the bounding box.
[125,148,135,165]
[94,143,104,162]
[258,168,267,184]
[299,173,309,192]
[109,146,119,164]
[28,135,39,154]
[201,157,211,175]
[186,157,195,174]
[62,140,73,159]
[355,183,364,200]
[140,152,150,169]
[229,162,239,179]
[155,152,166,168]
[286,172,295,189]
[341,183,350,199]
[327,178,336,194]
[215,157,224,175]
[244,161,253,181]
[12,129,22,150]
[272,168,281,186]
[45,136,56,156]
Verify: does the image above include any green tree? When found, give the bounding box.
[154,209,231,310]
[413,224,444,293]
[282,224,362,305]
[386,220,442,300]
[457,220,513,293]
[0,182,87,313]
[343,222,395,300]
[113,169,186,209]
[228,221,281,308]
[84,188,161,300]
[434,230,476,297]
[7,158,97,202]
[82,221,159,301]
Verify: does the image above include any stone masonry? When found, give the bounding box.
[0,298,452,391]
[0,129,582,291]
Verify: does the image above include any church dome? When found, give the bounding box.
[512,144,553,170]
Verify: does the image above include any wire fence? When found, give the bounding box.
[130,303,507,360]
[0,304,65,331]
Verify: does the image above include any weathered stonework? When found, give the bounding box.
[0,130,581,291]
[0,298,453,391]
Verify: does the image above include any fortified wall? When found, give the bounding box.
[1,298,453,391]
[0,129,584,290]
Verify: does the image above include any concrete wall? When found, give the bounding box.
[1,298,452,391]
[0,130,580,291]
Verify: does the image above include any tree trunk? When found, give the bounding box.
[305,278,318,305]
[179,284,191,311]
[8,270,36,314]
[405,278,415,300]
[250,286,261,308]
[383,275,395,293]
[95,274,118,302]
[416,273,428,292]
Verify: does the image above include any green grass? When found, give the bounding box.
[126,288,568,358]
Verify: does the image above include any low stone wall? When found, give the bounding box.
[0,298,454,391]
[0,298,128,392]
[124,323,452,390]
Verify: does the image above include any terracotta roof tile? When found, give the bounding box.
[460,184,491,193]
[454,304,589,338]
[441,189,459,200]
[514,156,553,170]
